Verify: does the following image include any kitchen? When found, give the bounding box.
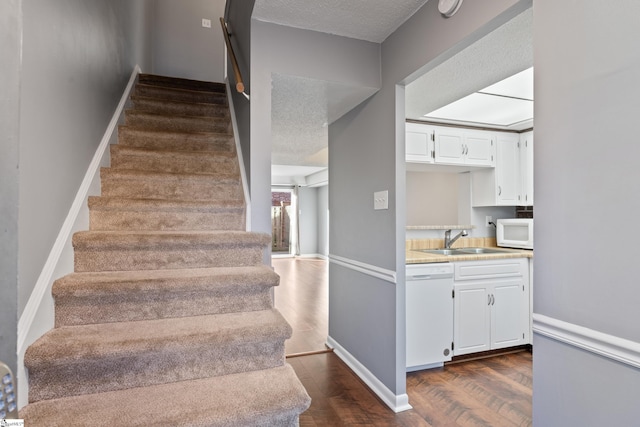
[403,9,534,372]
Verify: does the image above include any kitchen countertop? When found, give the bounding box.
[406,247,533,264]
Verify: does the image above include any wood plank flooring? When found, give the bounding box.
[273,257,329,355]
[273,258,532,426]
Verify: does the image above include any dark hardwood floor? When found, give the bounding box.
[273,258,532,426]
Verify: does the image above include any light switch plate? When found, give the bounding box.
[374,190,389,210]
[202,18,212,28]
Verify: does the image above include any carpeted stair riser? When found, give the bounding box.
[89,204,245,231]
[73,231,269,272]
[110,146,239,176]
[125,110,231,134]
[138,74,226,93]
[134,84,227,105]
[21,364,310,427]
[117,126,235,152]
[25,309,291,402]
[53,266,278,327]
[100,169,243,201]
[131,95,230,118]
[88,197,245,231]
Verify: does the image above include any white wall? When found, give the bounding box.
[533,1,640,424]
[153,0,226,82]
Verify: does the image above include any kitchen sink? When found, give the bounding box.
[418,247,511,256]
[418,249,464,255]
[457,247,511,254]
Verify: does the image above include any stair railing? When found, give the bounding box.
[219,17,249,100]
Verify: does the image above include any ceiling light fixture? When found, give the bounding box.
[438,0,463,18]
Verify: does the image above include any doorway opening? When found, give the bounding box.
[271,189,295,256]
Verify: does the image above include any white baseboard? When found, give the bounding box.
[16,65,141,408]
[329,254,396,284]
[533,313,640,369]
[326,336,412,413]
[297,253,327,260]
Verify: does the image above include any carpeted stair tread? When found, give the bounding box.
[20,364,311,427]
[52,266,279,326]
[118,126,235,152]
[26,309,290,367]
[25,309,292,401]
[125,110,231,133]
[110,145,238,175]
[130,94,230,118]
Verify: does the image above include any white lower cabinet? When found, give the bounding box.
[453,258,530,356]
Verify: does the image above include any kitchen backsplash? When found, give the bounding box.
[406,237,498,251]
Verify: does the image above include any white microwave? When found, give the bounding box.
[497,218,533,249]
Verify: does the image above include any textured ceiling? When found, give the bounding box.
[405,8,533,125]
[253,0,430,43]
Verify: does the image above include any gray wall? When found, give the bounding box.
[18,0,154,318]
[533,1,640,424]
[0,0,22,375]
[317,186,329,257]
[225,0,254,186]
[298,186,319,255]
[329,0,528,397]
[251,21,380,238]
[153,0,226,82]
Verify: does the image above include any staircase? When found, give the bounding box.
[20,74,311,426]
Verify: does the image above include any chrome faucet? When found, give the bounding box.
[444,229,468,248]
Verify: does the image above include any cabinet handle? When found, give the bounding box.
[498,186,502,196]
[492,294,495,305]
[465,145,469,155]
[488,294,492,306]
[462,144,466,155]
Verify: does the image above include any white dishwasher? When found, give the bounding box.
[406,263,454,372]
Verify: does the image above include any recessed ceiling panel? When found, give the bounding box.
[425,92,533,126]
[481,67,533,100]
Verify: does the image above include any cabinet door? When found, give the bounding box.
[519,132,534,206]
[406,123,434,163]
[434,128,465,165]
[491,279,528,349]
[453,284,491,355]
[496,134,520,205]
[464,133,494,167]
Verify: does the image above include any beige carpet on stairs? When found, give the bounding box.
[20,74,311,426]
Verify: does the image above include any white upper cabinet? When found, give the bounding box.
[434,127,494,167]
[405,122,434,163]
[406,122,494,168]
[472,131,534,207]
[519,131,534,206]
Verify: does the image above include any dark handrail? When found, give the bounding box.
[219,17,248,99]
